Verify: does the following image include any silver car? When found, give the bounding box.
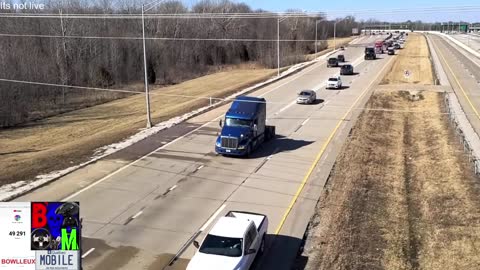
[297,90,316,104]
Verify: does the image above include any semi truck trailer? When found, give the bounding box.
[215,96,275,156]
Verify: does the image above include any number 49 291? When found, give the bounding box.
[9,231,25,236]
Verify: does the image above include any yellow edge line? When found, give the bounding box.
[274,55,396,235]
[433,37,480,120]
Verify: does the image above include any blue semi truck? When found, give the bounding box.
[215,96,276,156]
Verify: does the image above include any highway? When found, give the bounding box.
[428,33,480,135]
[15,34,394,270]
[451,33,480,52]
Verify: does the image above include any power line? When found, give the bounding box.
[0,78,141,94]
[0,33,329,42]
[0,6,479,19]
[0,12,324,19]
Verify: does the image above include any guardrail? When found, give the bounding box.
[444,94,480,175]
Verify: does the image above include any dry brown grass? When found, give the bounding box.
[0,68,276,184]
[326,37,354,49]
[301,33,480,270]
[305,37,354,61]
[302,90,480,270]
[381,33,434,85]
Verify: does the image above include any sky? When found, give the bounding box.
[237,0,480,22]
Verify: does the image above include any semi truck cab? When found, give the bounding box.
[215,96,275,156]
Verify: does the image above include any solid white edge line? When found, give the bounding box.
[132,211,143,219]
[81,248,95,259]
[200,204,226,232]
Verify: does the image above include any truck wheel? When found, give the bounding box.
[246,145,251,158]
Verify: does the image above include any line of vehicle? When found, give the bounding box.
[274,54,395,235]
[259,52,337,98]
[432,37,480,120]
[273,53,367,117]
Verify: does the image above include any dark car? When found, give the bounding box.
[364,47,376,60]
[388,48,395,55]
[340,64,354,75]
[337,54,345,62]
[327,58,339,67]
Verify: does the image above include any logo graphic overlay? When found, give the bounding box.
[31,202,80,251]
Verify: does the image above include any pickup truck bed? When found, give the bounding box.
[225,211,267,232]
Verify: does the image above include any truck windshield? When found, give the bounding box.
[199,235,243,257]
[225,118,251,127]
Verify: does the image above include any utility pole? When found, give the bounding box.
[141,4,152,128]
[277,17,280,77]
[315,19,327,55]
[277,16,288,77]
[59,9,67,105]
[333,19,340,50]
[333,18,348,50]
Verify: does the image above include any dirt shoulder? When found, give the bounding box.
[0,68,275,185]
[299,33,480,270]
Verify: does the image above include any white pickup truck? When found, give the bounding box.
[187,211,268,270]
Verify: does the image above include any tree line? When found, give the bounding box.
[0,0,357,127]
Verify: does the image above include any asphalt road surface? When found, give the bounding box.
[428,34,480,136]
[15,35,395,270]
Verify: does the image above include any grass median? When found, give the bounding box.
[299,33,480,270]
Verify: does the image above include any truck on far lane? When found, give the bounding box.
[375,41,384,54]
[215,96,275,156]
[187,211,268,270]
